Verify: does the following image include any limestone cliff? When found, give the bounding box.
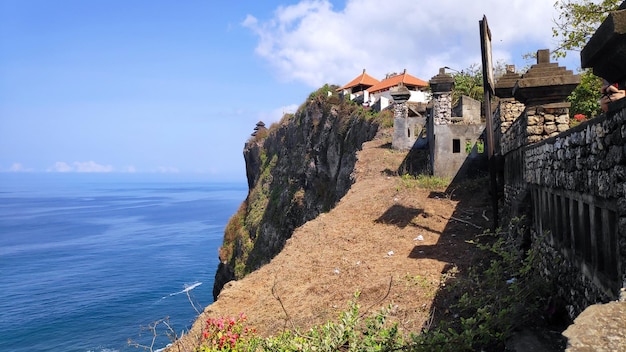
[213,86,386,299]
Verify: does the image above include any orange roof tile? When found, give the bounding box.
[366,69,428,93]
[340,69,380,90]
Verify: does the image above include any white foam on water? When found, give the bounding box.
[161,282,202,299]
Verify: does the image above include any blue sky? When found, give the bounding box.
[0,0,581,181]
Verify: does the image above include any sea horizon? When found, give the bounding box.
[0,173,247,351]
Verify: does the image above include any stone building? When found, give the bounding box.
[389,84,427,151]
[426,68,486,179]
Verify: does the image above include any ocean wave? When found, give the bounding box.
[162,282,202,299]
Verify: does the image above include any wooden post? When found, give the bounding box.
[480,15,499,230]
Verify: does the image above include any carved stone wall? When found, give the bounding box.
[524,103,626,302]
[497,46,626,319]
[503,96,626,319]
[432,93,452,125]
[498,98,525,134]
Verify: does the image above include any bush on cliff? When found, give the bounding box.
[216,85,388,284]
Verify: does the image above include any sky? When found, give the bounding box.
[0,0,582,181]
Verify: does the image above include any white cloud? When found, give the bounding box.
[73,161,114,173]
[48,161,74,172]
[243,0,578,88]
[9,162,33,172]
[47,161,114,173]
[155,166,179,173]
[122,165,137,173]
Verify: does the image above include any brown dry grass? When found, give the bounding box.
[169,129,492,350]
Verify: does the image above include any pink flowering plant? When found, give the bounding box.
[198,313,257,351]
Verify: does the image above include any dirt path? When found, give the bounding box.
[171,131,492,349]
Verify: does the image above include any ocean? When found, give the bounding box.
[0,173,247,352]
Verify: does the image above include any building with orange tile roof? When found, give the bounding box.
[338,69,430,111]
[339,69,380,92]
[366,69,430,111]
[366,69,428,94]
[337,69,380,105]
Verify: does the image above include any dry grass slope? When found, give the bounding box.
[168,128,492,350]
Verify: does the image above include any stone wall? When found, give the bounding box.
[497,98,525,133]
[496,45,626,318]
[524,102,626,309]
[500,105,625,319]
[432,93,452,125]
[525,104,571,143]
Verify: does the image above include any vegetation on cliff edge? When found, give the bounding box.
[195,214,562,352]
[219,85,392,280]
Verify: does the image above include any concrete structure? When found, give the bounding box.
[390,84,427,150]
[428,68,486,179]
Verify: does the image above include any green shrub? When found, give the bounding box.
[409,217,552,351]
[399,174,450,190]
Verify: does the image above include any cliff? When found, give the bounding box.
[213,85,385,299]
[166,121,493,352]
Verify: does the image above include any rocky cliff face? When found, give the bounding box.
[213,87,383,299]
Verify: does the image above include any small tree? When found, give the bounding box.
[552,0,622,58]
[551,1,621,119]
[568,69,603,119]
[449,61,509,106]
[451,64,484,106]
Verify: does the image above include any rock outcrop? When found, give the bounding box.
[562,300,626,351]
[213,87,380,299]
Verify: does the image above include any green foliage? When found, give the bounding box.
[162,217,557,352]
[476,139,484,154]
[374,109,394,128]
[308,84,338,102]
[219,202,247,262]
[451,64,484,106]
[568,69,603,119]
[246,154,277,231]
[196,294,404,352]
[552,0,622,58]
[464,141,473,154]
[260,294,403,352]
[409,217,553,351]
[399,174,450,190]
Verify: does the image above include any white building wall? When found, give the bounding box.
[369,89,430,111]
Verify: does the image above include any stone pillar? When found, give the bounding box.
[426,68,455,174]
[429,68,455,125]
[390,84,411,150]
[513,49,580,143]
[251,121,268,137]
[495,65,524,133]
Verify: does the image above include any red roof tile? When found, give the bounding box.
[366,70,428,93]
[340,69,380,90]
